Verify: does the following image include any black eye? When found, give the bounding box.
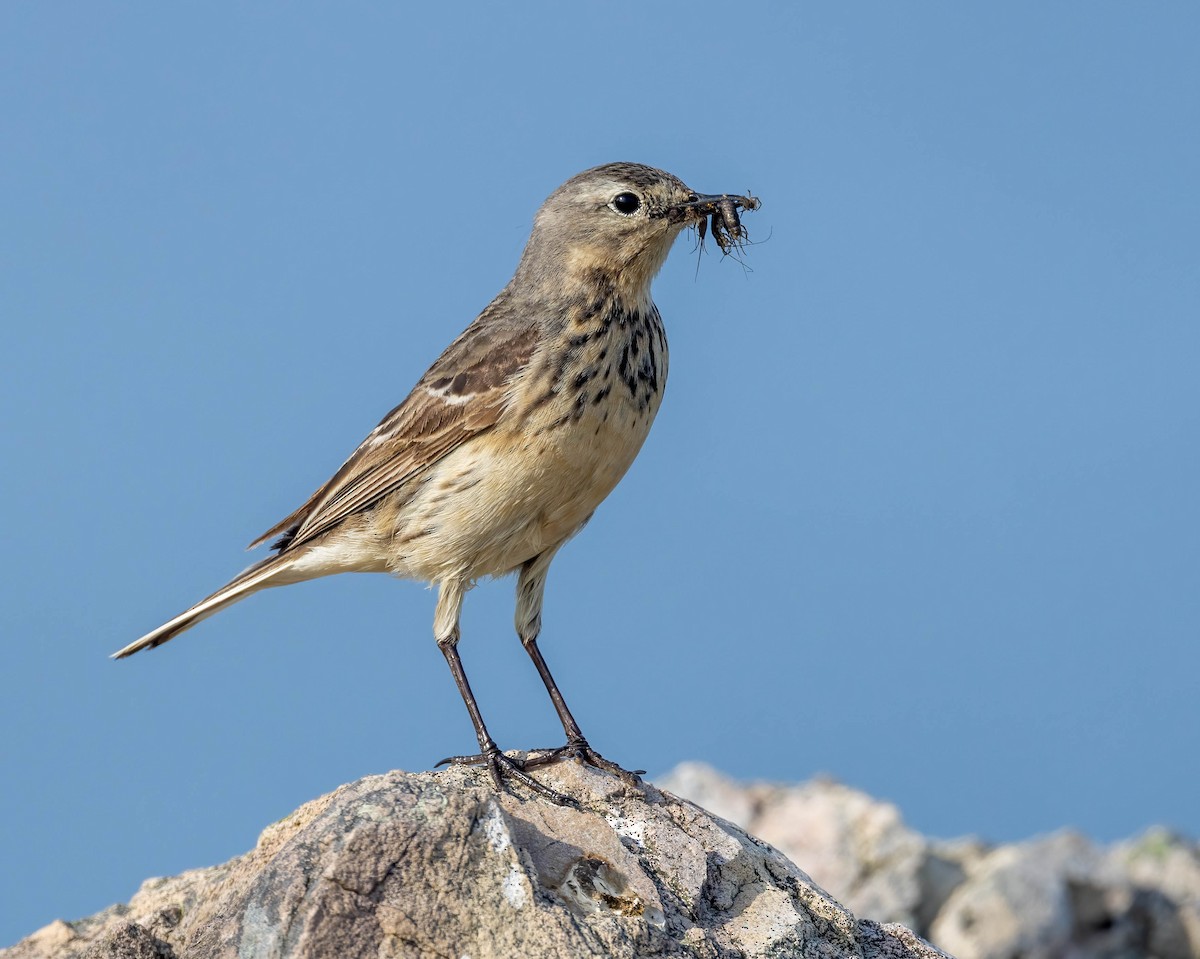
[610,192,641,215]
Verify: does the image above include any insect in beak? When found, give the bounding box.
[673,192,761,253]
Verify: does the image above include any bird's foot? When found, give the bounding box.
[437,747,575,806]
[523,737,645,786]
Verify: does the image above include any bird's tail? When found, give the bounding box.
[112,553,296,659]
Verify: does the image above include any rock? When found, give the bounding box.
[660,764,1200,959]
[15,763,1198,959]
[1,763,946,959]
[1113,827,1200,955]
[929,829,1200,959]
[929,832,1096,959]
[79,923,173,959]
[657,763,973,932]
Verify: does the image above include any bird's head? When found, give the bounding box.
[517,162,759,304]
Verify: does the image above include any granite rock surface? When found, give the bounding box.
[3,762,947,959]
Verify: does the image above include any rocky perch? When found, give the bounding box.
[2,763,946,959]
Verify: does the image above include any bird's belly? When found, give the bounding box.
[386,396,659,582]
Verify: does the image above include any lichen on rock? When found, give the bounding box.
[2,763,946,959]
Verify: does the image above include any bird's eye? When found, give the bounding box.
[609,192,641,216]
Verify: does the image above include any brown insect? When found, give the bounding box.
[700,192,761,254]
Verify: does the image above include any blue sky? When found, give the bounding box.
[2,2,1198,946]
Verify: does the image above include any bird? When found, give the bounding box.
[114,162,760,801]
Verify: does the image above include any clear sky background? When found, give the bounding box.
[2,2,1197,946]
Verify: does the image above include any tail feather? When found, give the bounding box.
[112,554,293,659]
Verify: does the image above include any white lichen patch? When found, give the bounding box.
[481,801,512,853]
[604,811,646,848]
[477,801,528,909]
[502,866,529,909]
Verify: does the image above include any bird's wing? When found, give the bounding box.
[249,316,540,553]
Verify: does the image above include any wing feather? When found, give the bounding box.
[249,314,539,553]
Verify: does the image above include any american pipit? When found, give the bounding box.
[114,162,760,800]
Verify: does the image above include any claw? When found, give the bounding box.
[522,737,645,787]
[438,747,576,805]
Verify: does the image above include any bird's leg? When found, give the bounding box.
[514,553,643,783]
[432,580,570,804]
[519,636,641,781]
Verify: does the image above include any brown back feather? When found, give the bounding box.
[248,312,540,554]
